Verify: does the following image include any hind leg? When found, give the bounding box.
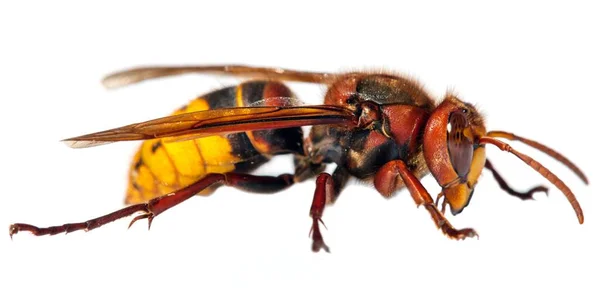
[9,173,294,237]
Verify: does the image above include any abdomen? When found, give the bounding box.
[125,81,304,204]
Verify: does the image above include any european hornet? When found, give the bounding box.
[9,65,588,252]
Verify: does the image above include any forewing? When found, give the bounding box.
[64,105,356,148]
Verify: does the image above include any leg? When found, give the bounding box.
[485,160,548,200]
[102,65,338,89]
[375,160,478,240]
[9,173,294,238]
[309,167,349,252]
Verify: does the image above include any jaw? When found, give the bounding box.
[444,183,475,215]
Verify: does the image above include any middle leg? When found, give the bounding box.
[309,167,349,252]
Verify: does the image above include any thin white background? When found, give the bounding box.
[1,1,598,302]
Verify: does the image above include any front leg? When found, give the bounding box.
[375,160,478,240]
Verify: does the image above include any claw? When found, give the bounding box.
[309,219,330,253]
[8,223,39,238]
[147,215,154,230]
[318,218,328,230]
[312,237,331,253]
[451,228,479,240]
[128,213,153,229]
[438,220,478,241]
[9,224,17,239]
[520,185,549,200]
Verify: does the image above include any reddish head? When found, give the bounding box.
[423,95,487,215]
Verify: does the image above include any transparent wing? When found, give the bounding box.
[102,65,338,89]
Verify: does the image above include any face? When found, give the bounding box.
[423,95,487,215]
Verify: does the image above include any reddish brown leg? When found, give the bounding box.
[308,167,349,253]
[375,160,478,240]
[9,173,294,238]
[485,160,549,200]
[309,174,333,253]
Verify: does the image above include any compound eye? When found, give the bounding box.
[447,111,473,179]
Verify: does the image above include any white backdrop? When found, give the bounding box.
[2,1,598,303]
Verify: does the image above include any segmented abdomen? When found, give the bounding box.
[124,81,301,204]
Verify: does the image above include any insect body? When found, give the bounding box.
[9,66,589,252]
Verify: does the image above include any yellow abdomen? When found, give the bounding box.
[124,80,303,204]
[125,97,242,204]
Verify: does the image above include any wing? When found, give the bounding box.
[102,65,338,89]
[64,105,357,148]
